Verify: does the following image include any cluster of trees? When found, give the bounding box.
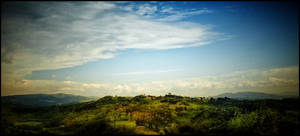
[2,94,299,135]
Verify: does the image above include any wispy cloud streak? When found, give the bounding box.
[115,69,181,76]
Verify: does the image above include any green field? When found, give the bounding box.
[2,94,299,135]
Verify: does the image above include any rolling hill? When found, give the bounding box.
[1,94,298,135]
[1,93,97,106]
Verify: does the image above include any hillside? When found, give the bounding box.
[1,94,299,135]
[1,93,97,106]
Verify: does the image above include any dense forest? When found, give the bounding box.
[1,94,299,135]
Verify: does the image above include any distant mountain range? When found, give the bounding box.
[1,93,98,106]
[215,92,285,100]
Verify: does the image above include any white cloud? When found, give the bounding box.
[122,3,213,22]
[136,4,157,16]
[157,7,213,22]
[161,7,176,14]
[2,2,220,84]
[121,5,134,12]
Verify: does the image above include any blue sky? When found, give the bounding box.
[1,2,299,97]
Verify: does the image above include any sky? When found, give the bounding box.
[1,1,299,97]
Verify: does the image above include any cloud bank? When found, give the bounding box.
[2,66,298,97]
